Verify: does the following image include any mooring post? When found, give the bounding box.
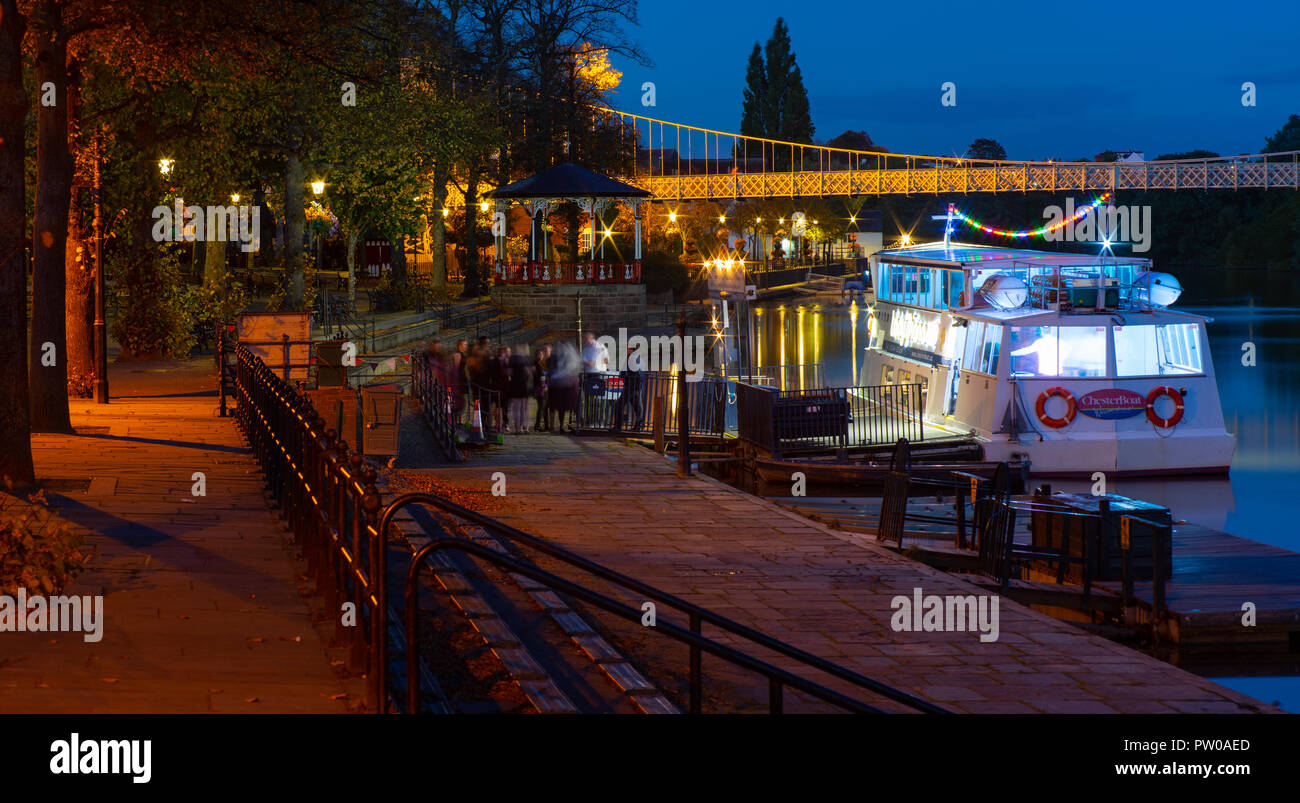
[676,314,691,478]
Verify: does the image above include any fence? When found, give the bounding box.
[233,345,945,714]
[410,353,463,462]
[735,363,825,390]
[577,371,727,437]
[736,381,925,456]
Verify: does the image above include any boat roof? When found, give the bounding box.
[959,305,1208,325]
[874,241,1151,268]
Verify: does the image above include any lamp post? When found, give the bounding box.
[311,180,325,331]
[92,135,108,404]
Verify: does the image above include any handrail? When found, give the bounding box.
[233,343,946,714]
[410,353,463,462]
[377,491,947,714]
[405,537,903,714]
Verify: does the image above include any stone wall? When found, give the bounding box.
[490,284,646,336]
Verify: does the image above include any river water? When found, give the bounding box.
[746,265,1300,710]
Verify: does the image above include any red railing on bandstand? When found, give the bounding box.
[492,260,642,286]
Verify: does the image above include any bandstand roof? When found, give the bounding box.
[487,163,652,201]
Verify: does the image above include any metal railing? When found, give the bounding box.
[234,345,946,714]
[736,363,825,390]
[387,492,948,715]
[577,371,727,437]
[410,353,463,462]
[736,381,925,456]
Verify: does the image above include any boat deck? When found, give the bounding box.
[774,496,1300,651]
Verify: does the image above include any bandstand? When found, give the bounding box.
[487,163,652,285]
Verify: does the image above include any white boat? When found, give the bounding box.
[859,242,1235,476]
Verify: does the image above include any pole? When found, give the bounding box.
[676,314,691,478]
[92,134,109,404]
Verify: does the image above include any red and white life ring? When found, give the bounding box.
[1145,386,1185,428]
[1035,386,1077,429]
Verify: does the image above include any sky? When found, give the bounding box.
[607,0,1300,161]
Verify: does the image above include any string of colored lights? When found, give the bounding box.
[950,192,1112,239]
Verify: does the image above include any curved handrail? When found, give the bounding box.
[377,492,948,714]
[405,536,901,714]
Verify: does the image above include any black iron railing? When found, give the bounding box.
[385,492,948,715]
[234,346,946,714]
[736,382,925,456]
[577,371,726,437]
[410,353,463,462]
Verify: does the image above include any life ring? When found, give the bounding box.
[1035,386,1077,428]
[1145,386,1185,428]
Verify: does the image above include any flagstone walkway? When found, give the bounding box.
[398,434,1275,714]
[0,362,350,713]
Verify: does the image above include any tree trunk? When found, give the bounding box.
[64,59,93,399]
[346,230,358,303]
[461,163,482,298]
[284,154,305,308]
[0,0,34,483]
[29,3,73,432]
[431,163,447,291]
[203,229,226,285]
[390,234,407,302]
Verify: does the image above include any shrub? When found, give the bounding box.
[0,489,89,597]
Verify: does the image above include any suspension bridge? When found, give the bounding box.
[603,108,1300,201]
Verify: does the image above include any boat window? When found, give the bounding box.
[1113,323,1203,376]
[881,365,895,385]
[980,324,1003,374]
[1009,325,1106,377]
[963,321,986,373]
[947,270,963,308]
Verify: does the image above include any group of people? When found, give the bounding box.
[420,332,646,436]
[421,335,583,434]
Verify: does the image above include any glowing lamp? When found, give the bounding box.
[230,194,240,204]
[158,158,174,175]
[311,180,325,196]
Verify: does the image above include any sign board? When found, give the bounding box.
[237,311,312,380]
[1078,388,1146,419]
[745,285,758,300]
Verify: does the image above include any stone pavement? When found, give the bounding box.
[0,361,350,713]
[402,434,1274,714]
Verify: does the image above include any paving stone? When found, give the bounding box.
[601,662,657,695]
[516,679,578,713]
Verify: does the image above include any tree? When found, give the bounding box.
[967,138,1006,161]
[0,0,34,482]
[738,17,814,169]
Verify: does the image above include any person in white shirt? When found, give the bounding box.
[582,332,609,373]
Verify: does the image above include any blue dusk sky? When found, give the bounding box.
[608,0,1300,160]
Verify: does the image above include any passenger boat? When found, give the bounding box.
[858,242,1235,476]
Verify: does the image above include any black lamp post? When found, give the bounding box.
[92,135,108,404]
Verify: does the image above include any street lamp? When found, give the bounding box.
[158,158,174,176]
[311,180,325,196]
[231,193,240,204]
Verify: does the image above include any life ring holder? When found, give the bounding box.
[1035,386,1077,429]
[1146,386,1185,428]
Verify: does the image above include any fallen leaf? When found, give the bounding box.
[247,637,264,643]
[100,678,118,684]
[244,697,259,703]
[178,615,189,620]
[280,636,302,642]
[326,692,347,700]
[209,688,223,694]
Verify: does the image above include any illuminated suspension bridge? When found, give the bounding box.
[603,108,1300,201]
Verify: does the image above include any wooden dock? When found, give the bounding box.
[774,496,1300,651]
